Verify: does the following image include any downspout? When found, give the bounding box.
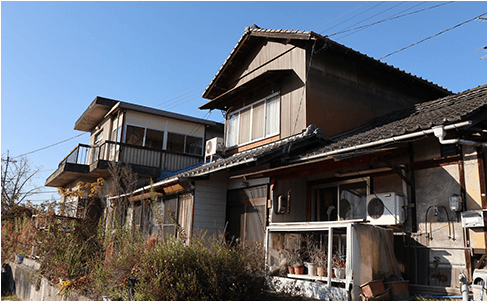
[432,125,487,147]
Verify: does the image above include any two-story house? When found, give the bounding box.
[110,26,487,300]
[45,96,223,227]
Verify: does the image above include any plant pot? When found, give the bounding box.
[294,265,304,275]
[334,267,345,279]
[384,280,409,300]
[288,266,294,274]
[316,266,327,277]
[360,279,385,298]
[306,262,316,276]
[16,254,25,264]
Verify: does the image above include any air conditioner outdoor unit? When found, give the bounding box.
[204,137,224,162]
[366,192,406,225]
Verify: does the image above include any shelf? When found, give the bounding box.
[287,274,348,284]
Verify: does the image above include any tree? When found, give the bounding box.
[1,153,42,210]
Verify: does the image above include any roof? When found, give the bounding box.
[74,96,223,132]
[201,25,450,104]
[155,124,331,183]
[296,84,487,161]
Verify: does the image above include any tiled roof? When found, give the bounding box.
[298,84,487,160]
[169,124,331,179]
[202,25,450,100]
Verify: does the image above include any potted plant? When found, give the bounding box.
[280,248,295,274]
[333,253,346,279]
[314,248,328,277]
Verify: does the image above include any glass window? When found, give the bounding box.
[186,136,203,155]
[265,95,280,136]
[167,132,185,153]
[227,113,239,148]
[125,125,144,146]
[94,130,103,145]
[239,107,251,145]
[252,101,265,141]
[145,129,164,149]
[226,93,280,148]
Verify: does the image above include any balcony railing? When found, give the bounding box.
[59,141,203,171]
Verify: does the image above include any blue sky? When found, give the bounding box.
[1,1,486,202]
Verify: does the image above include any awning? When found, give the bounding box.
[199,69,293,111]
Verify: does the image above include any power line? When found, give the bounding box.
[328,1,453,38]
[320,2,386,35]
[13,132,88,159]
[380,12,487,60]
[336,1,427,40]
[312,2,370,32]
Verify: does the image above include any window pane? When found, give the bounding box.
[265,95,280,136]
[94,130,103,145]
[186,136,203,155]
[146,129,164,149]
[167,132,185,152]
[239,107,251,145]
[125,125,144,146]
[227,113,239,147]
[251,101,265,140]
[339,182,367,220]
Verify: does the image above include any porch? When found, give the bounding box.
[45,140,203,187]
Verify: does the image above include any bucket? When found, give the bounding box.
[16,255,24,264]
[384,280,409,301]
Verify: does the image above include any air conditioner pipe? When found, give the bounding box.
[433,125,487,147]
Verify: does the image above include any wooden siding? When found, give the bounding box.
[305,50,449,138]
[226,135,280,155]
[224,39,308,138]
[193,172,229,237]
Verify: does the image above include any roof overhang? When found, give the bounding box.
[199,69,293,111]
[74,97,118,132]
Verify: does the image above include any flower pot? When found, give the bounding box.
[294,265,304,275]
[306,262,316,276]
[288,266,294,274]
[16,254,24,264]
[334,267,345,279]
[360,279,385,298]
[316,266,327,277]
[384,280,409,300]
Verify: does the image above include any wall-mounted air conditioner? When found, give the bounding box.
[366,192,406,225]
[204,137,224,163]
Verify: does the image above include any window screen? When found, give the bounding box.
[186,136,203,155]
[126,125,144,146]
[145,129,164,149]
[167,132,185,152]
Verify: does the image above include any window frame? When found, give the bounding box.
[124,124,165,150]
[311,178,370,222]
[226,92,280,149]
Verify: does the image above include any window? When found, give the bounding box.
[125,125,164,149]
[226,93,280,148]
[167,132,203,155]
[94,130,103,145]
[313,179,369,222]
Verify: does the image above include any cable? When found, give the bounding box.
[312,2,370,32]
[337,2,427,40]
[335,1,407,39]
[320,2,386,35]
[12,132,88,159]
[380,12,487,60]
[328,1,451,38]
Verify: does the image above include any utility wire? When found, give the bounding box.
[328,1,453,38]
[380,12,487,60]
[335,1,407,38]
[336,2,427,40]
[13,132,87,159]
[320,2,386,35]
[312,2,370,32]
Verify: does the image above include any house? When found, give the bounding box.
[116,26,487,300]
[45,96,223,227]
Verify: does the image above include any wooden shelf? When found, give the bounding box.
[287,274,348,284]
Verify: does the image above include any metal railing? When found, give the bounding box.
[58,141,202,171]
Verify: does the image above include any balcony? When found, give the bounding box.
[45,141,203,187]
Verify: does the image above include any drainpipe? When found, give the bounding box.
[432,125,487,147]
[459,273,469,301]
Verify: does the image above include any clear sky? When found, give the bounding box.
[1,1,486,203]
